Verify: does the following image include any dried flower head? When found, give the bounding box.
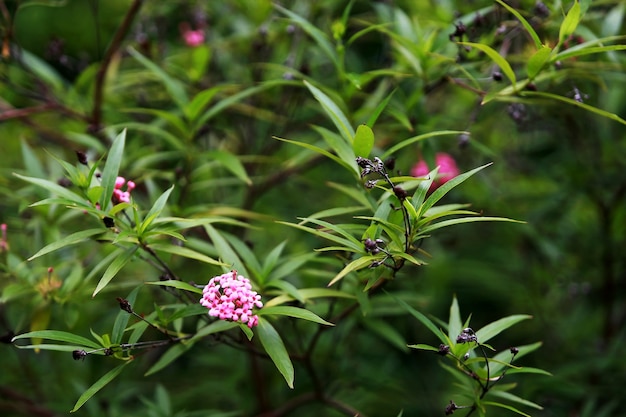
[200,270,263,328]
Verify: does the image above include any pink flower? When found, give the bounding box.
[112,176,135,204]
[411,152,459,192]
[200,270,263,328]
[0,223,8,252]
[180,22,204,47]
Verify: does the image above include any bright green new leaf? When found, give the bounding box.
[353,124,375,157]
[526,45,552,79]
[258,306,334,326]
[92,246,139,297]
[559,1,581,44]
[328,255,380,287]
[448,296,462,343]
[257,318,294,388]
[70,361,132,412]
[459,42,516,88]
[475,314,532,344]
[99,130,126,211]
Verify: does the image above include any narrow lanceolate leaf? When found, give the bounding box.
[70,361,133,413]
[257,306,334,326]
[263,288,355,308]
[526,45,552,80]
[304,80,355,143]
[558,0,581,43]
[206,150,252,185]
[145,342,192,376]
[144,279,203,294]
[328,255,380,287]
[353,124,375,157]
[488,390,544,410]
[407,343,439,352]
[481,401,531,417]
[190,320,239,343]
[12,330,101,350]
[391,293,448,345]
[92,246,139,297]
[459,42,516,88]
[138,185,174,235]
[257,318,294,389]
[495,0,542,49]
[381,130,467,160]
[14,173,84,203]
[448,296,462,343]
[99,130,126,211]
[475,314,532,344]
[147,243,224,266]
[112,286,140,344]
[28,229,103,261]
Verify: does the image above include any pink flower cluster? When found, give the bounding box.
[0,223,8,252]
[411,152,459,192]
[112,176,135,204]
[200,270,263,328]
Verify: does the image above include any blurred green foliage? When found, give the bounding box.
[1,0,625,416]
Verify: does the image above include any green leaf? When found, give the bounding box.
[488,390,543,410]
[459,42,516,88]
[495,0,542,49]
[448,296,462,344]
[482,401,531,417]
[70,361,132,412]
[276,220,363,253]
[92,246,139,297]
[304,80,355,143]
[521,91,626,126]
[258,306,334,326]
[145,342,192,376]
[27,229,103,261]
[366,88,396,128]
[112,287,140,344]
[526,45,552,80]
[353,124,375,157]
[418,216,523,236]
[147,243,224,266]
[407,343,439,352]
[138,186,174,235]
[381,130,467,160]
[274,4,338,69]
[144,280,203,295]
[257,317,294,388]
[190,320,239,343]
[203,224,248,276]
[553,43,626,61]
[127,47,189,109]
[12,330,101,350]
[419,163,492,217]
[274,135,356,173]
[206,150,251,185]
[559,1,581,44]
[99,130,126,211]
[391,293,448,345]
[363,318,409,352]
[475,314,532,344]
[312,125,358,175]
[263,288,354,308]
[14,173,85,203]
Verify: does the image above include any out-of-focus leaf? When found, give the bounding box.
[27,229,103,261]
[14,173,85,203]
[495,0,542,49]
[392,293,448,345]
[258,306,333,326]
[363,318,409,352]
[366,88,396,127]
[353,124,375,157]
[128,47,188,109]
[257,318,294,389]
[526,46,552,79]
[203,224,248,276]
[482,401,531,417]
[558,1,581,44]
[206,150,251,185]
[12,330,101,349]
[274,136,355,173]
[92,246,138,297]
[112,287,140,344]
[459,42,516,87]
[145,342,192,376]
[304,80,355,143]
[381,131,467,160]
[189,320,239,343]
[70,361,132,412]
[489,390,544,410]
